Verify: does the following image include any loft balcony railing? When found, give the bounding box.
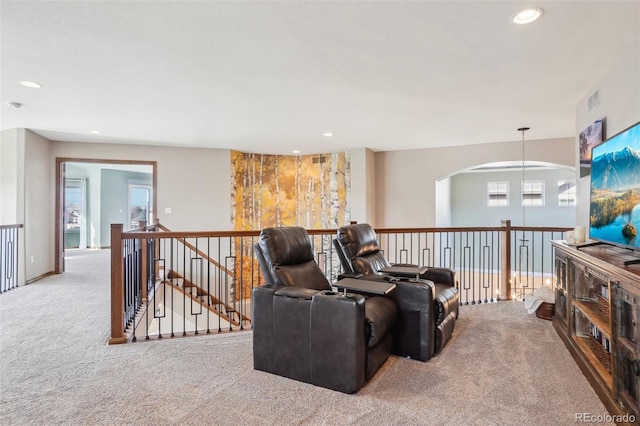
[108,220,570,344]
[1,224,23,294]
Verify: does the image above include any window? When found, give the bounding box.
[558,180,576,206]
[487,182,509,206]
[64,179,83,230]
[128,183,153,229]
[522,180,544,206]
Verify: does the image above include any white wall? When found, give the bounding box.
[374,136,574,227]
[24,130,52,280]
[350,148,376,224]
[50,141,232,233]
[435,177,451,227]
[0,129,26,285]
[0,129,21,224]
[575,35,640,229]
[1,129,52,282]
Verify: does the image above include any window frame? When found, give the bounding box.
[557,179,577,206]
[521,180,545,206]
[487,181,509,207]
[128,181,153,230]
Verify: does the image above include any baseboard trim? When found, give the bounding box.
[26,271,57,284]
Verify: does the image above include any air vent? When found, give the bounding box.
[588,89,600,111]
[312,156,326,164]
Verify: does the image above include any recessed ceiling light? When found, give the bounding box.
[89,130,102,134]
[512,8,543,25]
[322,132,333,137]
[292,150,301,154]
[20,81,42,88]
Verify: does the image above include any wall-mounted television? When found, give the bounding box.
[589,120,640,251]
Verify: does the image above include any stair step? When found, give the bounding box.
[157,270,246,325]
[168,278,184,287]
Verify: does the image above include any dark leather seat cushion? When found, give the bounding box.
[434,283,459,325]
[364,296,397,348]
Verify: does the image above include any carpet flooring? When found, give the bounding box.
[0,249,611,425]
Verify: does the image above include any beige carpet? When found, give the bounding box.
[0,249,610,425]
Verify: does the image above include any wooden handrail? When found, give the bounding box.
[374,225,571,233]
[0,224,24,230]
[122,230,259,239]
[121,224,572,239]
[151,223,235,277]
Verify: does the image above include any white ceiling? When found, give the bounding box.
[1,1,638,155]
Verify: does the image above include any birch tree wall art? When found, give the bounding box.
[230,150,351,296]
[231,151,351,230]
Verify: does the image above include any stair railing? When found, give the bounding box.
[110,221,259,344]
[1,224,23,294]
[109,221,571,344]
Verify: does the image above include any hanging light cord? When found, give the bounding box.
[518,127,530,227]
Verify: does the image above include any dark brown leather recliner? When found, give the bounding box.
[335,223,459,361]
[252,226,397,393]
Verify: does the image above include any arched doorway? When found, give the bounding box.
[435,161,576,228]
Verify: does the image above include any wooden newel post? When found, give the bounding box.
[109,224,127,344]
[500,220,512,301]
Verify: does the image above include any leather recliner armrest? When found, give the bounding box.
[390,279,435,311]
[421,267,456,287]
[274,287,319,299]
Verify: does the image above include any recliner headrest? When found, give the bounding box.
[337,223,381,259]
[258,226,315,266]
[256,226,331,290]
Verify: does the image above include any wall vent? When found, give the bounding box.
[588,88,600,111]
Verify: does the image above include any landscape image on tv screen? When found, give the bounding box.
[589,121,640,248]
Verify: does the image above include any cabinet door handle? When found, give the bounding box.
[632,360,640,376]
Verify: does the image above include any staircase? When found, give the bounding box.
[124,266,251,341]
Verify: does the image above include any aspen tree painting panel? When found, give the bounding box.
[231,151,351,230]
[230,151,351,297]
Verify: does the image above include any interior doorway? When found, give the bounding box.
[55,158,157,273]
